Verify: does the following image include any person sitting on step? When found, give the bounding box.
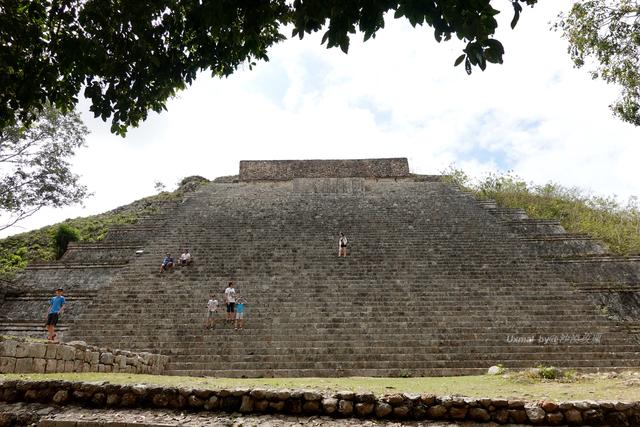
[160,253,174,273]
[338,232,349,257]
[179,248,192,266]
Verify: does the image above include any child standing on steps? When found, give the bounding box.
[224,281,236,323]
[235,296,247,330]
[205,293,219,329]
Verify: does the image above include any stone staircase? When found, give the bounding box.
[4,158,640,377]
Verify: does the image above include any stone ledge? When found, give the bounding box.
[0,381,638,425]
[239,158,410,181]
[0,338,168,375]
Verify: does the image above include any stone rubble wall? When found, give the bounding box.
[0,338,168,375]
[0,381,637,426]
[239,158,410,181]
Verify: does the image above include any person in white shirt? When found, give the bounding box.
[338,232,348,257]
[179,249,192,266]
[204,293,219,329]
[224,282,236,322]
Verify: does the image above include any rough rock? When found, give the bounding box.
[374,402,392,418]
[337,400,353,416]
[525,406,546,424]
[322,398,338,414]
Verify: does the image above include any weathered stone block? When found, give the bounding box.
[526,406,546,424]
[0,341,18,357]
[240,158,410,181]
[541,400,559,412]
[75,349,84,360]
[427,405,447,418]
[338,399,353,416]
[303,390,322,401]
[60,346,75,361]
[45,344,57,359]
[420,393,436,405]
[509,409,528,424]
[385,393,405,405]
[27,343,47,359]
[546,412,564,425]
[274,390,290,400]
[120,392,137,407]
[582,409,604,424]
[375,402,392,418]
[187,395,204,408]
[469,407,491,422]
[15,344,29,358]
[45,358,58,373]
[493,409,510,423]
[254,399,269,412]
[449,406,468,419]
[52,390,69,404]
[302,400,321,414]
[14,358,33,373]
[115,355,126,368]
[269,400,285,411]
[100,352,114,365]
[355,402,374,417]
[64,360,74,373]
[32,358,47,373]
[92,392,106,406]
[0,357,16,373]
[106,393,120,407]
[322,397,338,414]
[88,352,99,365]
[564,409,583,424]
[393,405,410,418]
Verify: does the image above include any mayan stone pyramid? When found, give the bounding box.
[3,158,640,377]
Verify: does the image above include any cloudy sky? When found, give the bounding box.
[2,1,639,238]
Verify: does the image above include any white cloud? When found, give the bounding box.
[2,2,639,238]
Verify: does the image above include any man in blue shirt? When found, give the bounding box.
[46,288,65,341]
[160,253,174,273]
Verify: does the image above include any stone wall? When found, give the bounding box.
[0,338,168,375]
[239,158,410,181]
[0,381,637,425]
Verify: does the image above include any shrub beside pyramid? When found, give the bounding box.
[2,158,639,377]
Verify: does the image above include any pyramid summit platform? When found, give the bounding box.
[3,158,640,377]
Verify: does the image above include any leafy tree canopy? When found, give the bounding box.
[1,0,537,136]
[557,0,640,126]
[0,103,89,231]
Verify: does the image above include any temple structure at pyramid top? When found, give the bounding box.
[239,158,410,181]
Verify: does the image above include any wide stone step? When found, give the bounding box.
[166,356,640,372]
[169,345,640,361]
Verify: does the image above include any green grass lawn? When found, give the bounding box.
[3,372,640,401]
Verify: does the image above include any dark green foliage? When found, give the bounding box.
[1,1,536,135]
[0,176,209,279]
[556,1,640,126]
[54,224,80,259]
[443,167,640,255]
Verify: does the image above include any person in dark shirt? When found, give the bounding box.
[160,253,174,273]
[338,232,349,257]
